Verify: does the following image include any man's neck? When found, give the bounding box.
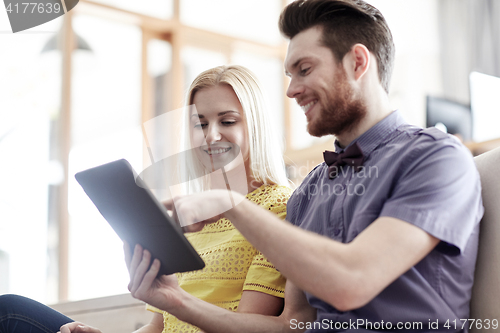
[336,86,393,148]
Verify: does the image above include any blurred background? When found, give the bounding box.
[1,0,499,305]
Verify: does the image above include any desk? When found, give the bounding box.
[465,138,500,156]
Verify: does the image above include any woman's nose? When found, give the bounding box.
[205,124,222,144]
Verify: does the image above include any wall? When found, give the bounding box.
[369,0,443,127]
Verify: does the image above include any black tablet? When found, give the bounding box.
[75,159,205,276]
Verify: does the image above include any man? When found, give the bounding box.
[125,0,483,332]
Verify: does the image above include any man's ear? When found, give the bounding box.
[345,43,370,82]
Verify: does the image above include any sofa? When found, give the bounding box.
[470,147,500,333]
[51,293,152,333]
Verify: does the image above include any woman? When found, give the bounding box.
[144,65,291,333]
[0,65,291,333]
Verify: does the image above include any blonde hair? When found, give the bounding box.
[180,65,289,193]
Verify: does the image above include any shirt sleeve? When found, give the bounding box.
[242,252,286,297]
[242,186,289,297]
[380,135,483,254]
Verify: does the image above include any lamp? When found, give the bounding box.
[41,31,92,53]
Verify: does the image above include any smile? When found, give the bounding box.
[204,147,232,155]
[300,100,317,114]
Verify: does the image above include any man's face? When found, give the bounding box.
[284,27,366,137]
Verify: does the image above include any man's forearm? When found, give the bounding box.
[223,198,351,306]
[223,198,439,311]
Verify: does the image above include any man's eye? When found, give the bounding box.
[300,67,310,76]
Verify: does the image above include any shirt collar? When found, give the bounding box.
[334,110,407,155]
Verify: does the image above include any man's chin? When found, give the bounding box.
[307,121,332,137]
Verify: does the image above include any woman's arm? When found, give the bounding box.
[134,313,164,333]
[237,291,283,315]
[127,244,316,333]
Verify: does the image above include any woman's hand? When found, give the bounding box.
[59,322,101,333]
[163,190,244,231]
[124,242,186,313]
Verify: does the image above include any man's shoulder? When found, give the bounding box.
[416,127,452,140]
[401,124,461,143]
[413,127,462,145]
[391,125,469,158]
[385,126,478,187]
[370,124,477,186]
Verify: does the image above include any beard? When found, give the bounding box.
[307,66,367,137]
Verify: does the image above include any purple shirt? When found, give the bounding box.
[287,111,483,332]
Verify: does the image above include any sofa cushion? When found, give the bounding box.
[470,147,500,331]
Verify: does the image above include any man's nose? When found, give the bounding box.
[286,77,304,99]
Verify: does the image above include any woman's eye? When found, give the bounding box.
[194,123,207,128]
[222,121,236,126]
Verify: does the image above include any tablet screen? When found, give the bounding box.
[75,159,205,276]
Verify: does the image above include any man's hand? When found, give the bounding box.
[59,322,101,333]
[163,190,244,232]
[124,242,186,312]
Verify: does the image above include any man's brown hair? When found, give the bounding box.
[279,0,395,93]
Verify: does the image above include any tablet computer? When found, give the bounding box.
[75,159,205,276]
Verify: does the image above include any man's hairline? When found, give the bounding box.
[283,26,343,76]
[283,32,384,93]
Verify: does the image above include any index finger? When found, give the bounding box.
[163,198,182,227]
[162,198,174,210]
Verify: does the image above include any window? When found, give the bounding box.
[67,16,142,300]
[181,0,282,45]
[0,16,63,302]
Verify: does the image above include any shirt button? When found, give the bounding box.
[334,228,341,236]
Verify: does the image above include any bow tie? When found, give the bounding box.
[323,142,365,179]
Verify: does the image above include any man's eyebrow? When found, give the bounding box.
[284,57,304,76]
[284,57,307,76]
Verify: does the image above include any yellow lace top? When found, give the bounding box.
[146,184,291,333]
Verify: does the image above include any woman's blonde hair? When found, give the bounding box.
[180,65,289,193]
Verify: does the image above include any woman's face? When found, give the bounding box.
[190,84,249,173]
